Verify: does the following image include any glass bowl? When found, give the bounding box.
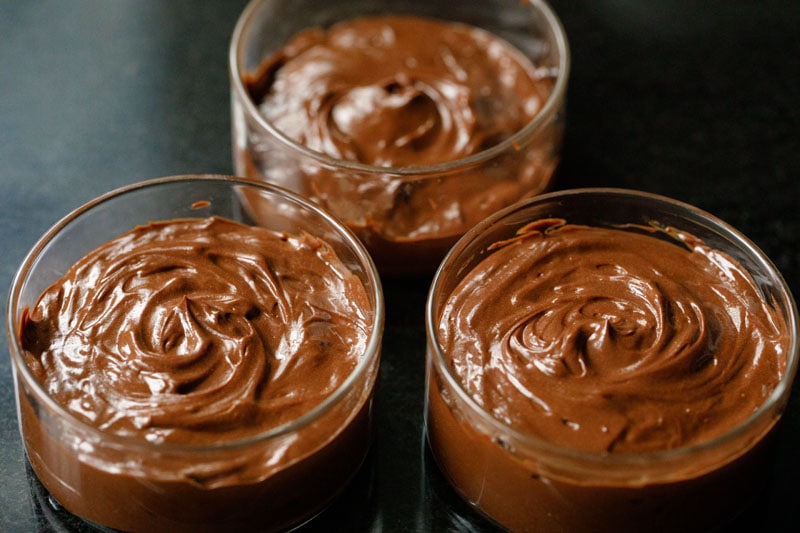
[229,0,570,275]
[425,188,798,532]
[7,175,384,532]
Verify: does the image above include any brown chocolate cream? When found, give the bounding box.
[245,15,549,167]
[428,220,791,532]
[241,15,560,273]
[18,216,376,532]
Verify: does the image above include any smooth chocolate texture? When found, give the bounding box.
[429,220,790,532]
[242,15,560,273]
[19,216,375,532]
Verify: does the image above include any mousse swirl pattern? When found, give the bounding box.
[439,220,788,454]
[247,15,549,168]
[20,216,371,446]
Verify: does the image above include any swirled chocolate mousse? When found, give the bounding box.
[428,220,790,532]
[241,15,560,272]
[19,216,376,532]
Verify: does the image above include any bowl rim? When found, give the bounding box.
[426,186,800,473]
[228,0,571,177]
[6,174,385,454]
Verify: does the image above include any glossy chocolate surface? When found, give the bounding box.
[439,221,787,453]
[429,219,791,531]
[17,216,374,531]
[239,13,561,273]
[2,1,799,531]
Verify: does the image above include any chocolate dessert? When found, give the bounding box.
[235,13,565,273]
[428,218,793,532]
[18,216,377,532]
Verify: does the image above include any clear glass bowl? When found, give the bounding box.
[7,175,384,532]
[229,0,570,275]
[425,188,798,532]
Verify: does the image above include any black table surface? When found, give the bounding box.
[1,1,799,531]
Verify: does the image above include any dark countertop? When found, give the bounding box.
[1,1,798,531]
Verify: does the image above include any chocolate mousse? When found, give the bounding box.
[240,14,562,273]
[428,219,791,532]
[18,216,377,532]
